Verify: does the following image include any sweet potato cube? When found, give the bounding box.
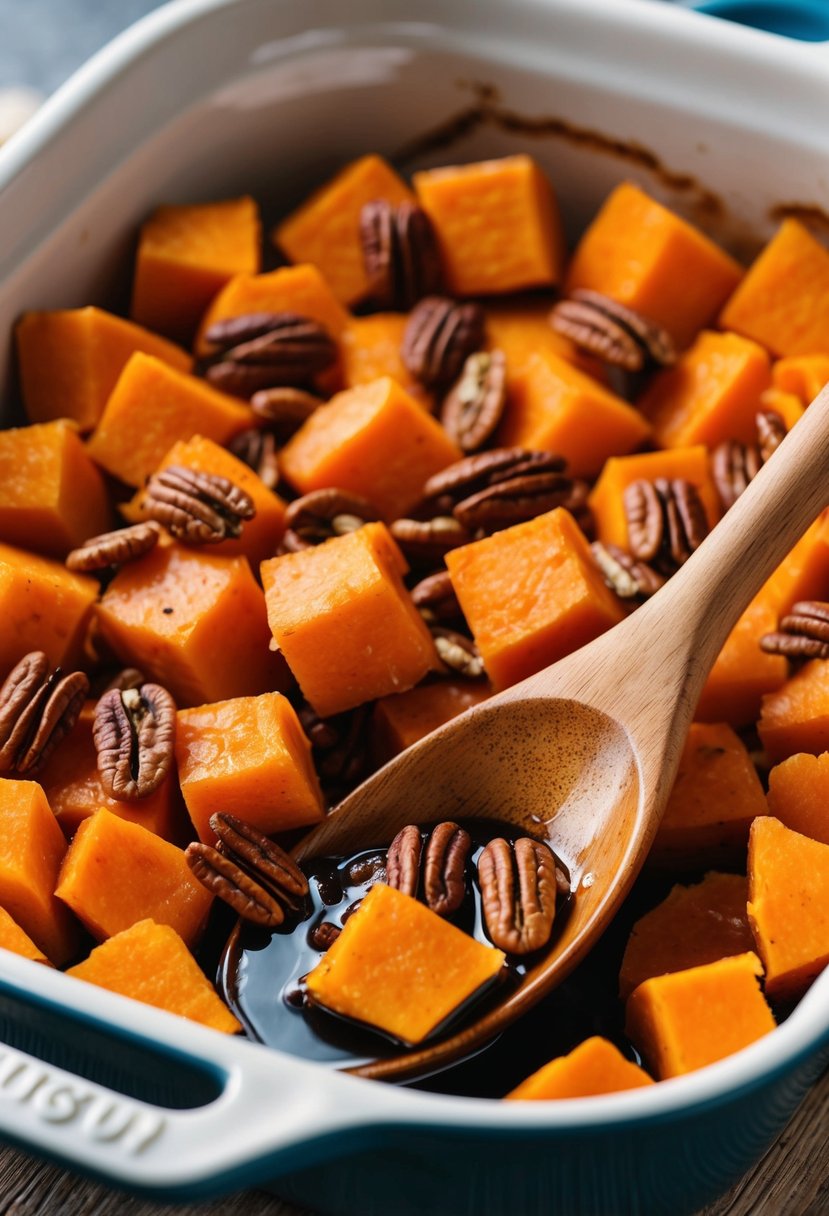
[446,508,624,691]
[639,331,771,449]
[414,155,565,297]
[16,306,191,432]
[505,1037,653,1100]
[371,679,491,764]
[0,420,112,558]
[280,377,461,520]
[759,387,805,432]
[0,543,98,675]
[340,313,430,405]
[758,660,829,763]
[619,873,753,1001]
[625,952,775,1079]
[274,156,415,306]
[0,906,51,965]
[261,523,438,718]
[86,353,252,488]
[588,447,720,550]
[772,354,829,404]
[496,349,651,479]
[720,219,829,357]
[56,809,212,946]
[306,883,505,1044]
[650,723,767,867]
[767,753,829,845]
[176,692,324,845]
[0,779,78,965]
[96,541,286,707]
[67,919,241,1033]
[566,181,742,349]
[131,197,261,345]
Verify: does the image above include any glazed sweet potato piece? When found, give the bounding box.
[414,155,565,297]
[67,919,241,1033]
[175,692,325,844]
[56,808,213,946]
[0,542,98,676]
[371,679,491,764]
[131,197,261,344]
[772,354,829,403]
[758,660,829,762]
[446,508,624,691]
[261,523,438,718]
[619,873,753,1001]
[767,752,829,845]
[566,182,742,349]
[306,883,505,1044]
[625,952,775,1079]
[0,906,52,965]
[0,779,78,966]
[15,306,191,432]
[505,1037,653,1100]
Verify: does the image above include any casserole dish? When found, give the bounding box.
[2,0,829,1210]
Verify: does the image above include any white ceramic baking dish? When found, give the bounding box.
[2,1,829,1211]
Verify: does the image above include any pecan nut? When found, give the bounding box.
[228,428,280,492]
[440,349,507,453]
[410,570,463,623]
[250,386,324,440]
[431,627,486,679]
[139,466,256,544]
[65,522,162,573]
[550,289,676,372]
[389,516,472,564]
[756,408,787,463]
[360,199,444,310]
[478,836,558,954]
[0,652,89,776]
[761,600,829,660]
[421,448,567,511]
[453,471,576,534]
[401,297,485,389]
[298,702,369,792]
[93,683,176,800]
[386,824,422,899]
[308,921,342,951]
[203,312,337,396]
[282,488,380,553]
[386,821,471,916]
[590,541,665,601]
[711,410,787,512]
[623,478,708,572]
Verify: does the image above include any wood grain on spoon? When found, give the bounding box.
[294,383,829,1082]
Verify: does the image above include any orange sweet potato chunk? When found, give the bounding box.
[650,723,766,867]
[0,779,78,965]
[625,952,775,1079]
[767,752,829,845]
[0,906,51,965]
[720,219,829,357]
[176,692,324,845]
[414,155,565,297]
[16,306,191,433]
[274,156,415,306]
[371,679,491,764]
[772,354,829,404]
[759,387,805,432]
[261,523,438,718]
[280,377,461,520]
[96,541,287,708]
[56,809,212,946]
[619,873,753,1001]
[588,447,720,550]
[639,331,771,449]
[86,353,252,488]
[505,1037,653,1100]
[67,919,241,1033]
[306,883,505,1044]
[0,420,112,558]
[446,508,624,691]
[0,543,98,676]
[566,182,742,349]
[748,816,829,1001]
[131,197,261,345]
[758,660,829,763]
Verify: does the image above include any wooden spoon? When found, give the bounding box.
[294,386,829,1082]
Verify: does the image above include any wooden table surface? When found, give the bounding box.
[1,1066,827,1215]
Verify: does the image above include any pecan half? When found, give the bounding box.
[360,199,444,310]
[401,297,485,389]
[623,478,708,572]
[99,667,146,695]
[386,821,471,916]
[761,600,829,660]
[282,488,381,552]
[431,627,486,679]
[308,921,342,951]
[298,702,369,790]
[228,428,280,491]
[250,386,324,439]
[140,466,256,544]
[93,683,176,800]
[389,516,472,565]
[453,470,576,533]
[550,289,676,373]
[591,541,665,601]
[66,522,162,573]
[440,350,507,453]
[478,836,558,955]
[386,824,422,899]
[756,408,787,463]
[422,449,567,511]
[203,312,337,396]
[711,410,787,512]
[0,653,89,775]
[411,570,463,622]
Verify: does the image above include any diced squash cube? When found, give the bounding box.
[86,353,252,488]
[639,331,771,449]
[131,197,261,345]
[176,693,324,845]
[0,906,51,965]
[588,447,720,550]
[306,883,505,1044]
[505,1036,653,1100]
[0,542,98,675]
[650,723,767,866]
[772,354,829,404]
[371,679,491,764]
[446,508,624,691]
[15,306,191,433]
[759,387,805,432]
[340,313,430,406]
[56,809,212,946]
[759,660,829,763]
[720,219,829,357]
[767,752,829,845]
[96,541,287,708]
[566,182,742,349]
[748,817,829,1001]
[67,919,241,1033]
[619,873,753,1001]
[0,780,78,965]
[261,523,438,718]
[0,420,112,558]
[414,155,564,297]
[274,156,415,306]
[280,377,461,520]
[625,952,775,1079]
